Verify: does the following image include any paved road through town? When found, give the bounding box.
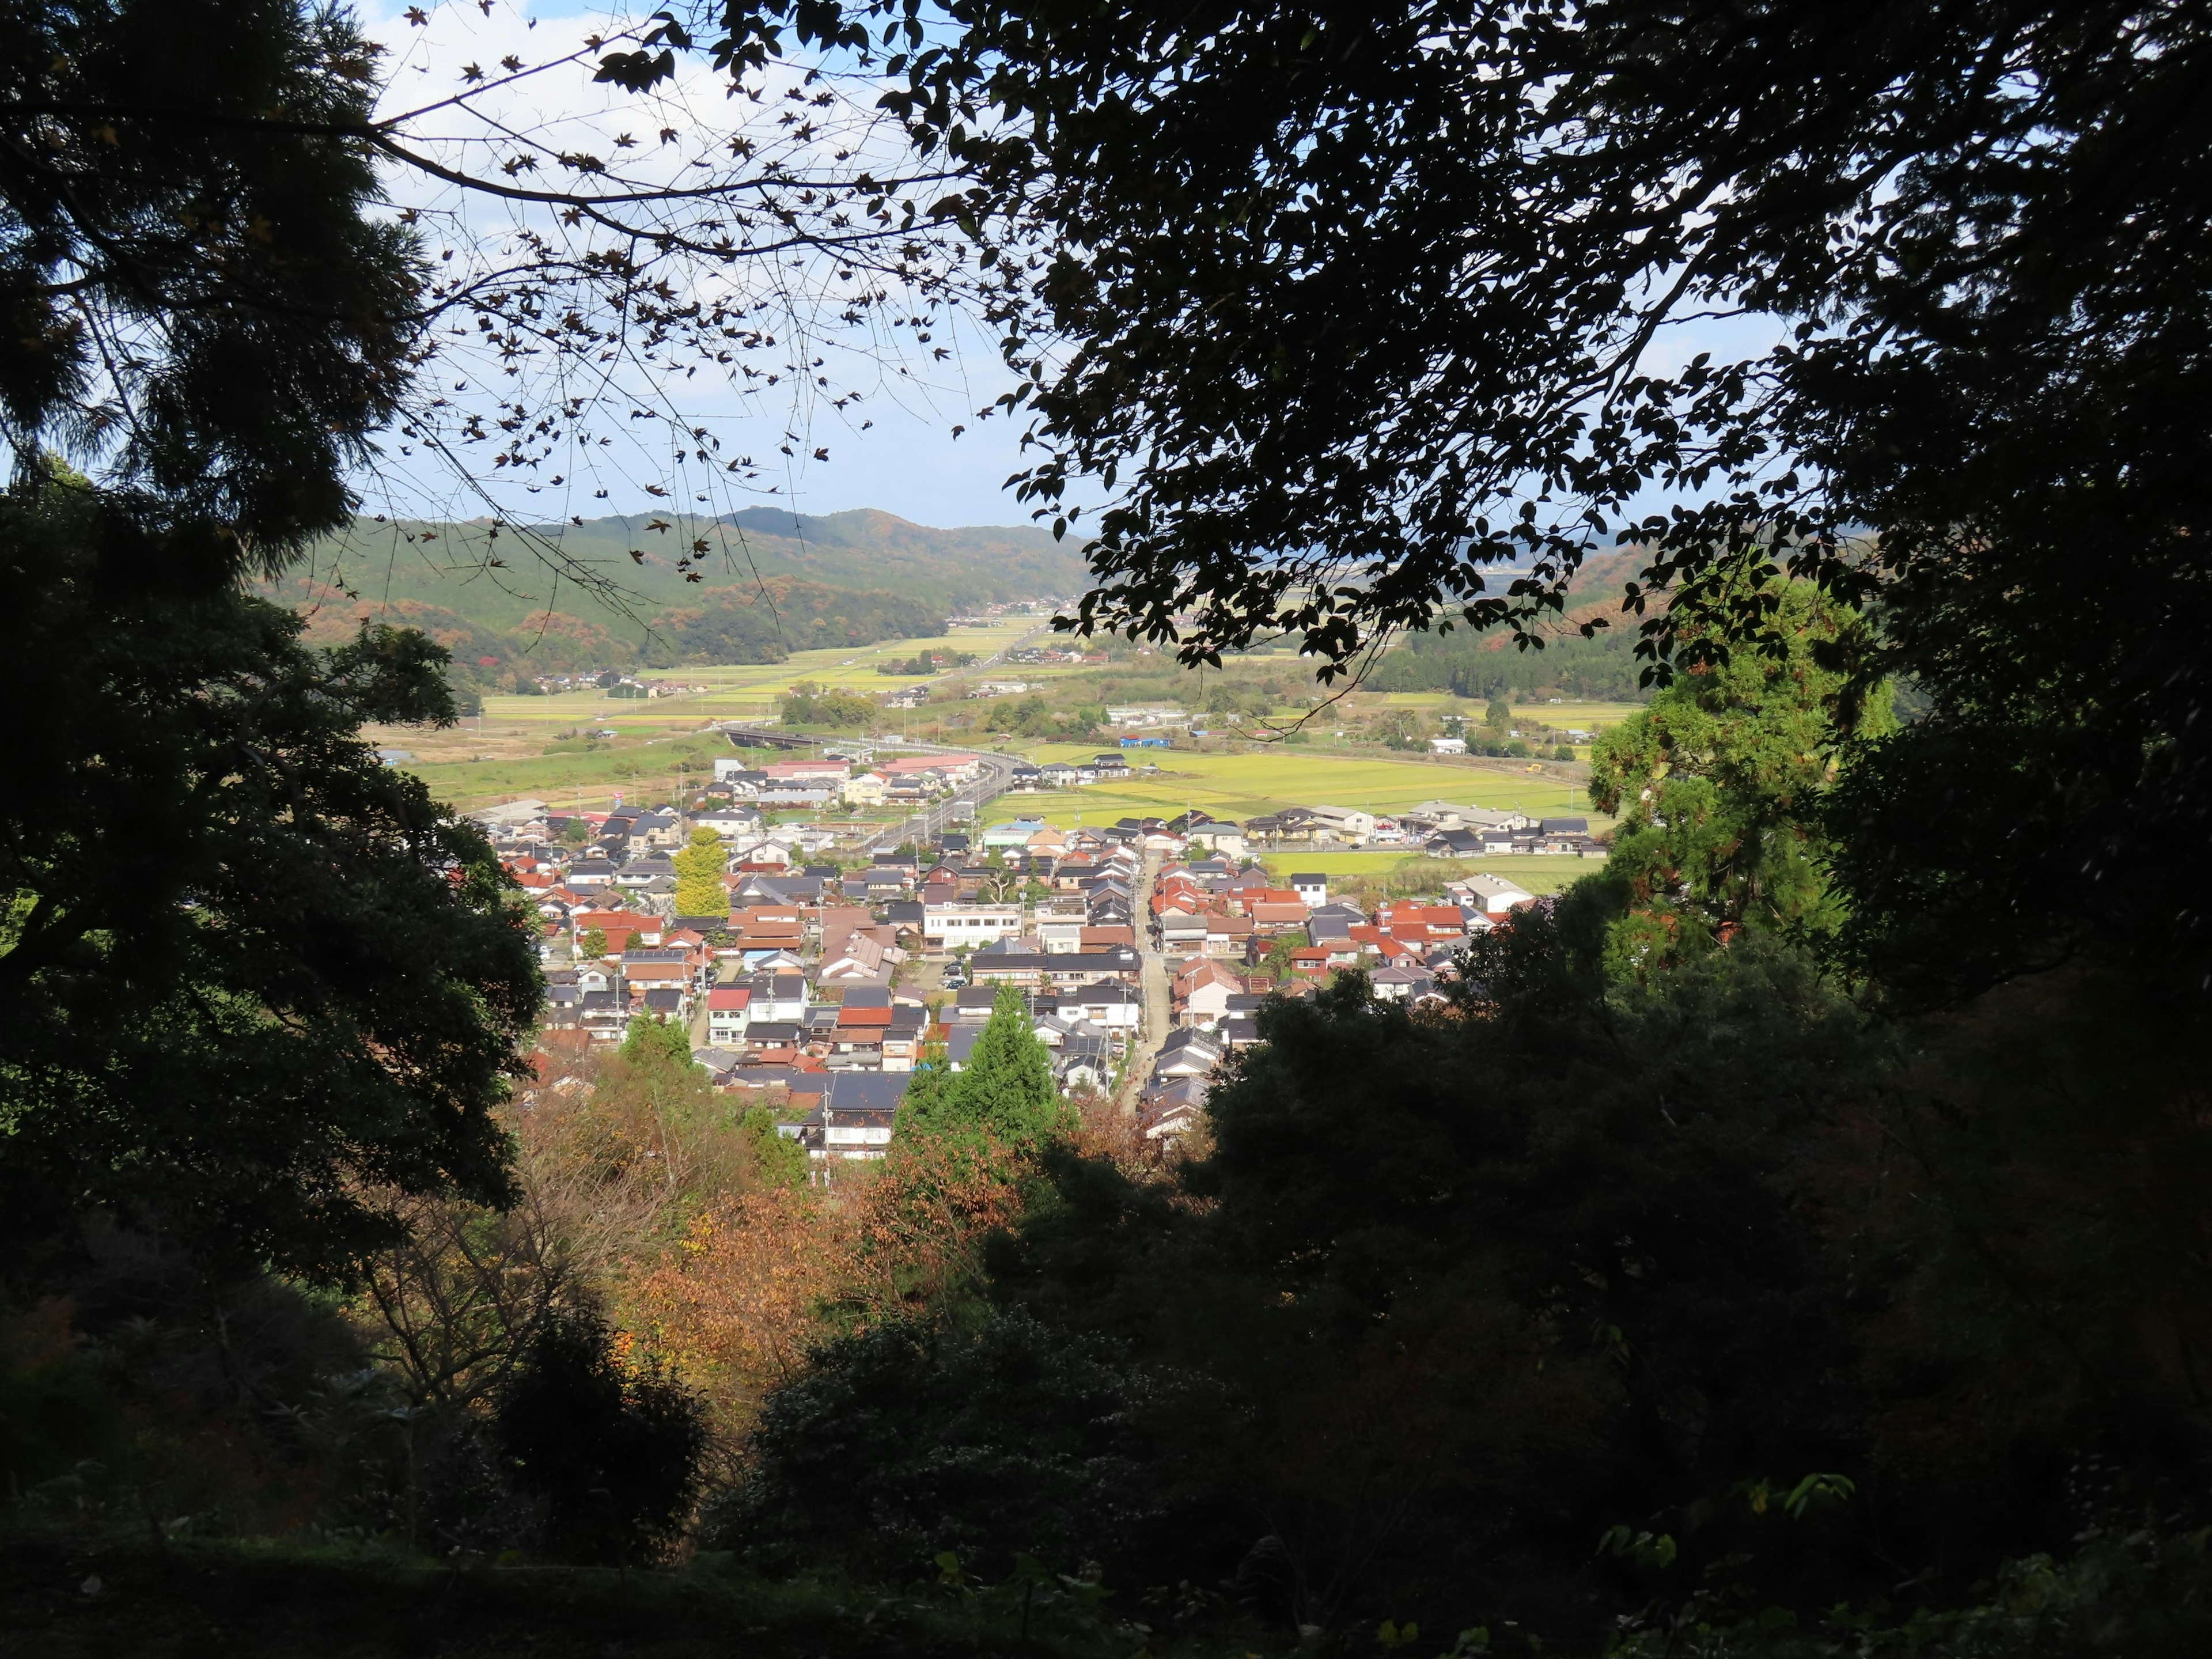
[1116,850,1171,1119]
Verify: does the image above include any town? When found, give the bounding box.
[478,752,1601,1173]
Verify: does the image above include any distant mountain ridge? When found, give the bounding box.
[268,507,1088,676]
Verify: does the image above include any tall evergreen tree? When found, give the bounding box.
[903,985,1070,1146]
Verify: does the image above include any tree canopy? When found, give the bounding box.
[902,984,1070,1146]
[673,828,732,919]
[1589,582,1889,973]
[763,0,2212,1005]
[0,476,540,1281]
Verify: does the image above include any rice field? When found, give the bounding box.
[987,747,1604,831]
[368,619,1043,811]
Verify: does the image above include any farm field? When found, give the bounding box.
[370,619,1043,811]
[1255,851,1602,896]
[991,746,1604,831]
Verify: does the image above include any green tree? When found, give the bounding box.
[1588,584,1889,975]
[622,1014,699,1073]
[737,1105,808,1190]
[673,827,729,918]
[1369,707,1427,751]
[0,482,540,1281]
[903,986,1070,1147]
[781,681,878,729]
[578,927,609,961]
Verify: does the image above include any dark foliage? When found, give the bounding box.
[727,949,1892,1622]
[722,0,2212,1006]
[1366,624,1653,703]
[0,481,541,1282]
[495,1308,707,1567]
[714,1308,1235,1583]
[0,0,416,551]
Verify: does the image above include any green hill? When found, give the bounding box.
[268,507,1088,675]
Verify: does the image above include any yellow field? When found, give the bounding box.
[989,747,1601,830]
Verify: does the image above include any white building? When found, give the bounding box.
[1305,805,1377,843]
[1458,874,1536,915]
[924,902,1025,952]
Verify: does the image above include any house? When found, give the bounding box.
[753,783,837,810]
[1458,874,1536,914]
[1429,736,1468,755]
[1141,1076,1210,1143]
[762,759,850,785]
[566,858,616,888]
[1039,760,1081,788]
[1290,872,1328,907]
[745,972,810,1022]
[639,986,688,1022]
[705,986,753,1044]
[691,807,763,839]
[1175,957,1244,1027]
[622,949,696,995]
[1370,965,1435,1002]
[818,929,889,982]
[1062,981,1142,1034]
[1425,828,1483,859]
[923,902,1025,953]
[1205,914,1256,958]
[842,772,888,806]
[579,988,630,1041]
[543,983,582,1029]
[1009,763,1043,790]
[1154,1027,1225,1078]
[1089,752,1132,778]
[1303,805,1376,844]
[813,1070,914,1165]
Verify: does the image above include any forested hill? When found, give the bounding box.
[265,508,1088,672]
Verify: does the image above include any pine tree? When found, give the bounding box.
[904,987,1071,1147]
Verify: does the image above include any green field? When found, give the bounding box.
[993,746,1600,828]
[374,620,1044,810]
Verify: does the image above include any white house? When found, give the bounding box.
[1305,805,1376,843]
[1458,873,1536,914]
[704,986,752,1044]
[924,902,1025,952]
[1290,872,1328,907]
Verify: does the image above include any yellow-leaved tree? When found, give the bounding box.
[672,827,729,919]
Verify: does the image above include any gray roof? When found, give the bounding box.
[824,1071,913,1115]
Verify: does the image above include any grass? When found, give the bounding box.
[0,1528,1203,1659]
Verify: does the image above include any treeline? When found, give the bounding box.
[640,579,944,668]
[1366,623,1653,701]
[287,578,945,694]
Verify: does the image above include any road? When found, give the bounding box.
[1115,850,1171,1119]
[859,743,1024,854]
